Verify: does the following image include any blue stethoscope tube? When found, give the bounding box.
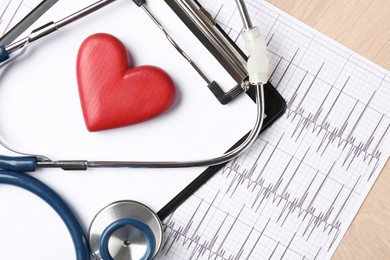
[0,170,90,260]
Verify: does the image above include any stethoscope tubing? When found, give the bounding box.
[0,84,265,171]
[44,83,265,169]
[0,170,90,260]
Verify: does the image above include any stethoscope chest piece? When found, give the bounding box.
[89,200,163,260]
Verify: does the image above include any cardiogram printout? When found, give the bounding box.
[156,0,390,259]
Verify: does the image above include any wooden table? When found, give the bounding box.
[266,0,390,258]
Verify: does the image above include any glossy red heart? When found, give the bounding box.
[76,33,176,132]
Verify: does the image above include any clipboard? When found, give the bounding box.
[158,0,286,219]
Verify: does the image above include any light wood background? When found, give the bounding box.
[266,0,390,259]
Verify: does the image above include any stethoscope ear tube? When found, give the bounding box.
[0,170,89,260]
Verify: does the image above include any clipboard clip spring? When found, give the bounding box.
[139,0,267,104]
[138,0,247,104]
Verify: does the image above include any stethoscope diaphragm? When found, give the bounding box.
[89,200,163,260]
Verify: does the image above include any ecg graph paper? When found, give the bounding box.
[156,0,390,259]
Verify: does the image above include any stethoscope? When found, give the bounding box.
[0,0,269,259]
[0,170,162,260]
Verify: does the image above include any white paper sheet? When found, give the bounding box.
[0,1,256,259]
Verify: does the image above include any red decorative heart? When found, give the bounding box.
[76,33,176,132]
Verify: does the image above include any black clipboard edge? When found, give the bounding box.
[0,0,59,46]
[158,83,286,220]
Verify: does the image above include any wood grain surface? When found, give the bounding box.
[265,0,390,259]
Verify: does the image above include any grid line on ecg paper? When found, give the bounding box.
[270,52,390,120]
[156,0,390,259]
[158,136,366,258]
[229,1,388,87]
[219,10,389,124]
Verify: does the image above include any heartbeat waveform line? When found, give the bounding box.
[278,55,389,169]
[289,63,325,126]
[252,30,390,171]
[221,151,345,241]
[245,218,271,260]
[161,192,306,260]
[221,154,361,251]
[161,177,330,260]
[288,89,387,169]
[273,48,300,89]
[281,233,297,259]
[313,247,322,260]
[268,241,280,259]
[161,193,253,260]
